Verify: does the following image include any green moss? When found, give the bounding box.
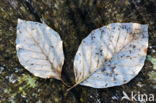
[18,74,37,88]
[148,72,156,80]
[147,55,156,70]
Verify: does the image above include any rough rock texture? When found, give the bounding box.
[0,0,156,103]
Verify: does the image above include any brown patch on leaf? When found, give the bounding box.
[143,48,148,53]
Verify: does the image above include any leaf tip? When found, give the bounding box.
[17,18,24,24]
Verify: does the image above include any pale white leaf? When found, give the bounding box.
[16,19,64,80]
[74,23,148,88]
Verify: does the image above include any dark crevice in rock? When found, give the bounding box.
[19,0,42,22]
[66,0,96,42]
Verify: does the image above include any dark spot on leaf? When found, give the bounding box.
[50,45,54,48]
[143,48,147,53]
[126,56,130,58]
[129,44,132,47]
[112,66,116,72]
[91,35,96,40]
[121,25,126,29]
[129,50,132,54]
[96,53,99,55]
[83,40,86,43]
[113,77,116,81]
[112,26,115,30]
[101,68,106,72]
[115,73,119,75]
[132,45,136,48]
[100,49,103,52]
[123,80,127,82]
[101,29,105,33]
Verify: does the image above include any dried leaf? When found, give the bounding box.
[74,23,148,88]
[16,19,64,80]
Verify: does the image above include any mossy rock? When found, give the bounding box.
[0,0,156,103]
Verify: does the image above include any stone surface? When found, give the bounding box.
[0,0,156,103]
